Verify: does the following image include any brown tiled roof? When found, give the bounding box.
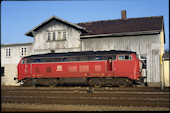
[77,16,163,36]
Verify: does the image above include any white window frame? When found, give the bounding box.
[5,48,11,57]
[138,54,147,69]
[47,30,67,41]
[47,32,51,41]
[21,47,27,56]
[53,32,56,41]
[57,30,62,40]
[63,31,67,40]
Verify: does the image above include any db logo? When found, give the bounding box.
[56,65,63,71]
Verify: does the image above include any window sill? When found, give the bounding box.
[5,56,11,58]
[20,55,27,57]
[47,39,66,42]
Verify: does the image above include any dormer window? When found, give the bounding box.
[63,31,66,40]
[58,31,61,40]
[47,30,67,41]
[48,32,51,41]
[53,32,56,40]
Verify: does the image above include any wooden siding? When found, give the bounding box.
[33,20,81,54]
[81,34,161,84]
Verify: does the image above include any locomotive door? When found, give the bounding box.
[18,58,26,79]
[113,55,133,77]
[25,59,32,78]
[106,57,114,77]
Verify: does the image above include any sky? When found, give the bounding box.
[1,0,169,50]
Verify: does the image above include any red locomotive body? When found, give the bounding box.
[17,50,144,87]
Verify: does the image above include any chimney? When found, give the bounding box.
[121,10,126,19]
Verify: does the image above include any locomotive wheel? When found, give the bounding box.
[118,79,127,87]
[89,78,102,87]
[54,79,59,86]
[49,79,56,87]
[23,79,33,87]
[49,79,59,87]
[125,79,133,87]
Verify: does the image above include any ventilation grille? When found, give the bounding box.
[34,67,39,73]
[46,66,51,73]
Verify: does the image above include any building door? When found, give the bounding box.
[1,67,4,77]
[138,55,147,83]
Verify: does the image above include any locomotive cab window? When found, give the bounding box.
[21,59,25,64]
[118,55,132,60]
[125,55,132,60]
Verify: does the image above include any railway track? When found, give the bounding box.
[1,86,170,111]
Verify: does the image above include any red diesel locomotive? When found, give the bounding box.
[16,50,144,87]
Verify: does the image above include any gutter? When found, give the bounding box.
[80,30,161,39]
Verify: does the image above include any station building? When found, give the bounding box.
[1,10,166,87]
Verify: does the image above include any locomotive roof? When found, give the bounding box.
[24,50,136,59]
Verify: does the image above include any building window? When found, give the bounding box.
[6,48,11,57]
[21,47,27,56]
[53,32,56,41]
[63,31,66,40]
[47,30,67,41]
[48,32,51,41]
[58,31,61,40]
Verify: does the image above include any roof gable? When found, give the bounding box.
[25,15,88,37]
[77,16,163,36]
[25,15,164,38]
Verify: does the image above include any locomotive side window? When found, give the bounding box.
[67,57,77,62]
[45,58,52,62]
[63,58,67,62]
[101,55,116,61]
[25,54,118,63]
[118,55,132,60]
[27,59,32,63]
[118,55,125,60]
[21,59,25,64]
[112,55,116,60]
[27,58,45,63]
[52,58,62,62]
[80,56,89,61]
[34,59,41,63]
[95,56,102,60]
